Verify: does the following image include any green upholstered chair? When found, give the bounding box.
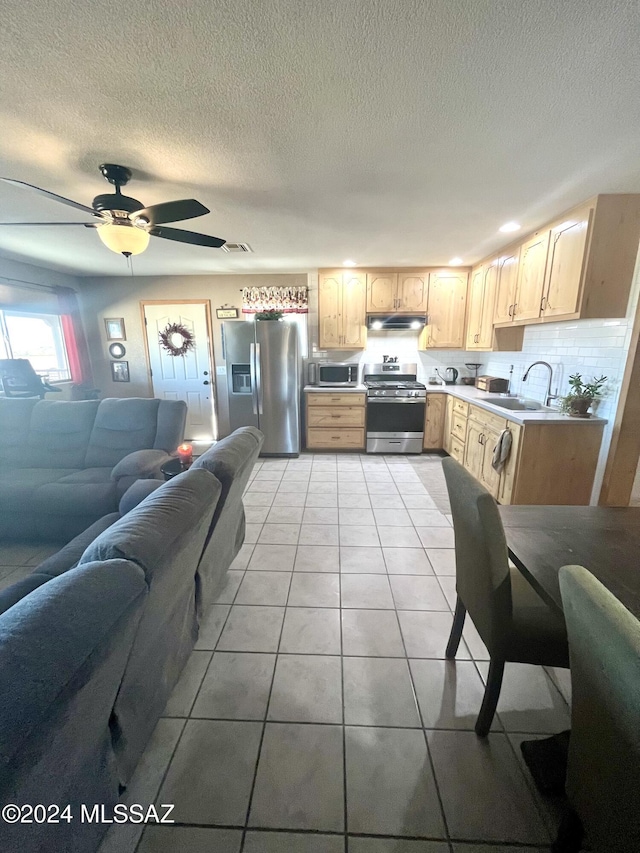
[442,457,569,736]
[555,565,640,853]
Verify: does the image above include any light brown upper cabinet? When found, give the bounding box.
[492,194,640,327]
[465,266,484,349]
[366,270,428,313]
[318,270,367,349]
[466,261,498,350]
[397,271,429,312]
[540,206,592,319]
[421,269,468,349]
[493,248,521,324]
[366,272,397,313]
[513,229,551,321]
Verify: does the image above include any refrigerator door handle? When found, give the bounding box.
[249,342,258,416]
[255,342,264,415]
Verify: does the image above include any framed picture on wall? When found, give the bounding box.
[104,317,126,341]
[111,361,130,383]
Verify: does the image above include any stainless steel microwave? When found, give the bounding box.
[312,362,360,386]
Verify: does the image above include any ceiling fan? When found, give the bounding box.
[0,163,226,256]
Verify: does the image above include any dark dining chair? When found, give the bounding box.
[442,457,569,736]
[554,565,640,853]
[0,359,62,398]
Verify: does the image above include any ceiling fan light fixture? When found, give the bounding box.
[97,222,150,256]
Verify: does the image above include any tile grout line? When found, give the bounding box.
[382,462,455,851]
[238,523,295,852]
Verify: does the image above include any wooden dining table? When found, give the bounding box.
[499,505,640,618]
[499,505,640,796]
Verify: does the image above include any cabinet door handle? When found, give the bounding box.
[508,303,513,318]
[512,303,517,317]
[540,296,547,312]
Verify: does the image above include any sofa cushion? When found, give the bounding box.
[27,399,100,469]
[0,559,147,853]
[154,399,188,452]
[84,398,160,468]
[0,468,80,512]
[0,573,50,616]
[80,468,219,580]
[0,559,147,764]
[0,397,37,467]
[35,513,121,579]
[78,467,223,781]
[56,468,113,484]
[32,481,118,520]
[192,427,264,608]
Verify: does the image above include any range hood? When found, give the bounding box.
[367,314,426,331]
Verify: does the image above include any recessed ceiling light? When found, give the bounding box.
[449,257,463,266]
[342,259,357,267]
[499,221,521,233]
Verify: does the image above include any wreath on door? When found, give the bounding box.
[159,322,196,357]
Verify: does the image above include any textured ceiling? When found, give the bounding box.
[1,0,640,276]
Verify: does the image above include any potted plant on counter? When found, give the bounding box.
[559,373,607,418]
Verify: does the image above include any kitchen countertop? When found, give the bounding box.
[304,383,606,424]
[304,385,367,393]
[422,384,607,425]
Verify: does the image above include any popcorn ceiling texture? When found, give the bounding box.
[1,0,640,275]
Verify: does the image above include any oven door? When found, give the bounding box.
[366,397,425,453]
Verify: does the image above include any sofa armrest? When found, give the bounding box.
[110,449,169,481]
[119,479,164,515]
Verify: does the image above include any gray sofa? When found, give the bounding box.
[0,396,187,542]
[0,426,264,851]
[0,560,148,853]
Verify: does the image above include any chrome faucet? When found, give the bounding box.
[522,361,558,407]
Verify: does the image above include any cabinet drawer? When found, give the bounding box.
[307,428,365,449]
[451,412,468,441]
[307,393,365,407]
[452,398,469,417]
[307,407,365,428]
[449,436,465,463]
[469,405,507,434]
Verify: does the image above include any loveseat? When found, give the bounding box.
[0,396,187,542]
[0,427,263,853]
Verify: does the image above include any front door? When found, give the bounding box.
[143,302,216,441]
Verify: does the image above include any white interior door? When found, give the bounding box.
[143,302,216,441]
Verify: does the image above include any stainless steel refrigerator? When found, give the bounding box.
[223,320,300,456]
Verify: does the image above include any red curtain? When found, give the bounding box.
[55,287,93,384]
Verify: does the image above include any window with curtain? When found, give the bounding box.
[0,309,71,381]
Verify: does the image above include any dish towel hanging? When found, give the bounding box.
[492,428,513,473]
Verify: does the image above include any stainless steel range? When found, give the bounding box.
[364,362,426,454]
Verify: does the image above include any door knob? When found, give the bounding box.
[203,380,210,385]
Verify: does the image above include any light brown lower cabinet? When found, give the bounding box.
[305,392,366,450]
[441,397,604,505]
[423,394,446,450]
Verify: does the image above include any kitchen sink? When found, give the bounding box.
[483,396,549,411]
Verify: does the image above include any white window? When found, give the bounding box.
[0,310,71,382]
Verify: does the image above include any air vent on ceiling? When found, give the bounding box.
[221,242,253,253]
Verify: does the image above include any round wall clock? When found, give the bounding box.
[109,342,127,359]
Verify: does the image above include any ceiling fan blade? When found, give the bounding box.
[0,178,104,217]
[0,221,98,226]
[133,199,209,226]
[149,225,226,248]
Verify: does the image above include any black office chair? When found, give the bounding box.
[0,359,63,398]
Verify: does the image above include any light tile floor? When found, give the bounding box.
[0,453,571,853]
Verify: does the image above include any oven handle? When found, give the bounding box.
[367,397,425,404]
